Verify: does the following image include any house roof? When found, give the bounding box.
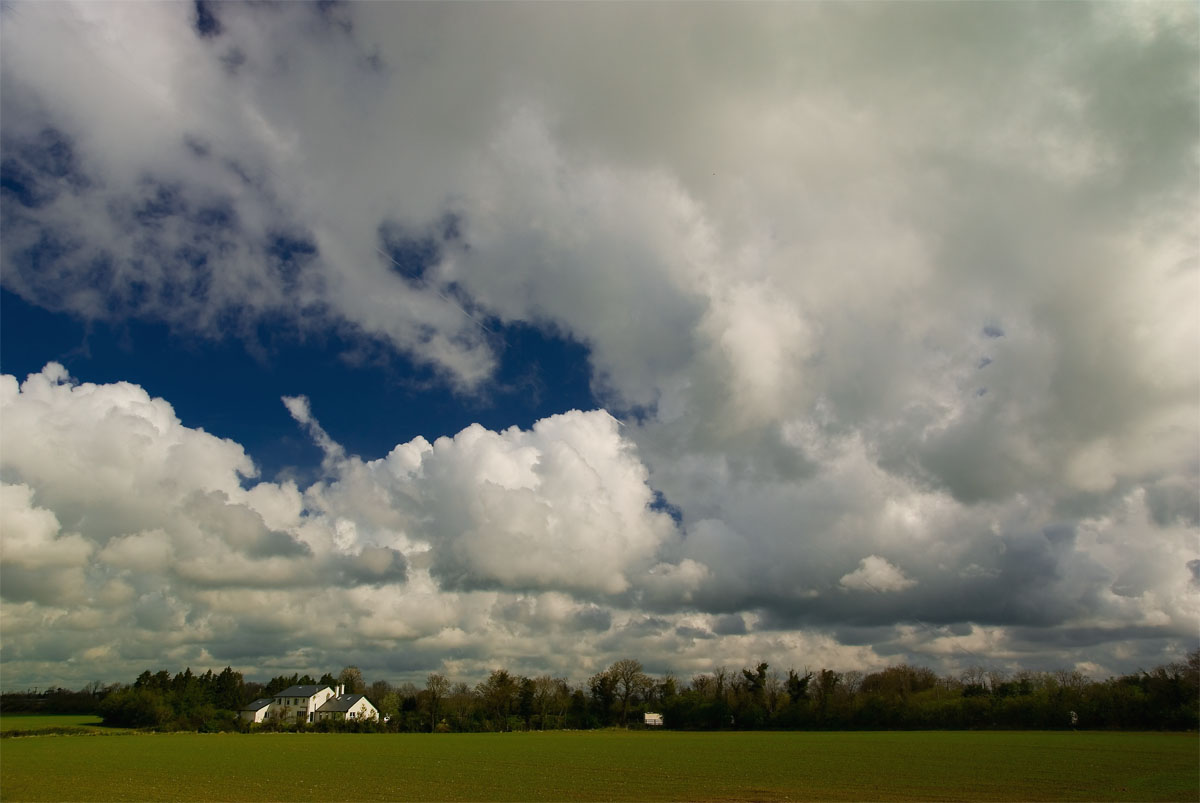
[274,684,332,699]
[317,693,372,713]
[241,698,273,711]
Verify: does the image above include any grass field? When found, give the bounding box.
[0,714,108,734]
[0,730,1195,801]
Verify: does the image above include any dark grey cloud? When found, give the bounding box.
[332,546,407,588]
[711,614,748,636]
[573,606,613,633]
[675,625,715,641]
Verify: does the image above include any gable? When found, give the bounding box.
[317,693,374,713]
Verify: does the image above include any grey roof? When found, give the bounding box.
[241,698,273,711]
[274,684,332,699]
[317,693,371,713]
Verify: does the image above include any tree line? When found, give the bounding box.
[3,651,1195,732]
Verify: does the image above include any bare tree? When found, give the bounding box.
[426,673,449,732]
[368,679,394,704]
[765,668,783,715]
[607,658,650,726]
[338,666,365,695]
[960,665,989,692]
[532,675,571,730]
[713,666,730,704]
[446,682,473,730]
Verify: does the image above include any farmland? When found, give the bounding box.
[0,714,111,735]
[1,729,1196,801]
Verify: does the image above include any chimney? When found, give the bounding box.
[338,684,344,697]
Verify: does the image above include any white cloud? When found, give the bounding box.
[303,407,682,596]
[0,366,702,685]
[0,364,405,599]
[840,556,918,594]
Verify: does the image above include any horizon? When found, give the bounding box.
[1,1,1197,691]
[5,649,1198,698]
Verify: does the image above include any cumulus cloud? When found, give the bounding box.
[299,403,683,596]
[0,366,698,684]
[0,483,93,605]
[840,556,918,594]
[1,2,1197,685]
[0,365,409,600]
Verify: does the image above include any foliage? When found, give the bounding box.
[97,666,251,731]
[338,666,366,695]
[16,649,1199,735]
[0,684,115,715]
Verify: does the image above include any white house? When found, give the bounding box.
[314,692,379,722]
[239,684,379,724]
[644,712,664,726]
[240,697,274,724]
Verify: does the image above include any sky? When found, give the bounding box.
[1,1,1197,691]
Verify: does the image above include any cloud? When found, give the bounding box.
[301,405,683,597]
[0,365,408,600]
[0,483,93,605]
[0,365,703,684]
[1,3,1197,685]
[840,556,918,594]
[282,395,345,467]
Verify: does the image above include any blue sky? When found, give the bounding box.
[1,287,596,484]
[1,1,1197,689]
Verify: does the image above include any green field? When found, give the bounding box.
[0,714,108,734]
[0,730,1195,801]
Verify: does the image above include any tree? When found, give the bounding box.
[786,669,812,703]
[368,680,394,705]
[214,666,245,711]
[265,674,300,697]
[532,676,571,730]
[814,669,840,720]
[518,676,536,730]
[588,669,618,726]
[477,670,518,731]
[378,691,402,725]
[426,673,449,733]
[764,669,783,715]
[607,659,650,726]
[741,663,769,702]
[338,666,365,695]
[656,674,678,704]
[445,682,474,731]
[99,687,173,729]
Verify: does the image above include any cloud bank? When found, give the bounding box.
[1,2,1197,686]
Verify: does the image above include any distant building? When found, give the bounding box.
[314,692,379,723]
[644,712,663,726]
[240,697,274,724]
[239,684,379,724]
